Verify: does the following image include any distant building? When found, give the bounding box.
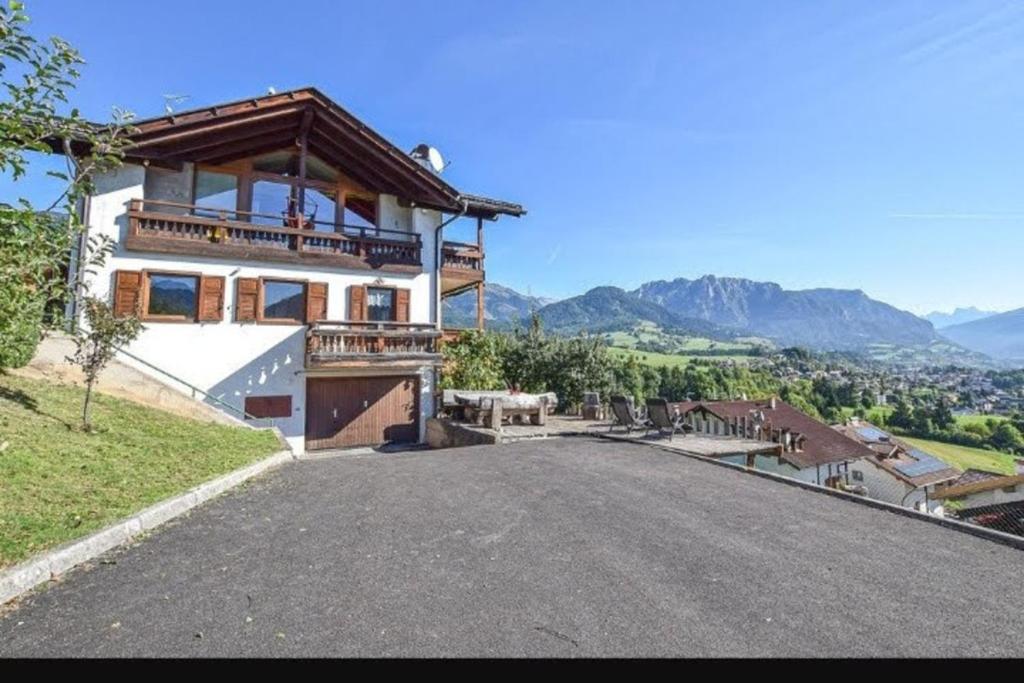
[834,419,960,513]
[672,398,874,487]
[932,470,1024,535]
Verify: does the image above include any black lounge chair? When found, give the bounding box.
[645,398,690,441]
[609,395,650,434]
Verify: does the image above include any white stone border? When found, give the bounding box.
[0,449,295,606]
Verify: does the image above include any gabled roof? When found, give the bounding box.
[57,87,524,220]
[833,421,961,488]
[675,398,875,470]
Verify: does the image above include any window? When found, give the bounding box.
[304,187,338,229]
[251,180,292,226]
[262,280,306,322]
[852,470,864,482]
[343,195,377,230]
[146,273,198,320]
[193,170,238,217]
[1002,485,1018,494]
[367,287,396,321]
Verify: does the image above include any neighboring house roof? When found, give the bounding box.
[49,87,524,221]
[833,421,961,488]
[674,398,875,470]
[932,473,1024,500]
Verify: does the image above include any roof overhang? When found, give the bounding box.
[45,87,525,220]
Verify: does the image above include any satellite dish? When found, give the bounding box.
[411,143,446,173]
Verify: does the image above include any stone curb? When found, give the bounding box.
[589,431,1024,552]
[0,449,295,606]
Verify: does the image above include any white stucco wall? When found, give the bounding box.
[956,484,1024,510]
[79,164,443,454]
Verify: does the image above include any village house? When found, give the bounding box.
[56,88,523,454]
[931,469,1024,534]
[672,398,875,487]
[833,419,960,513]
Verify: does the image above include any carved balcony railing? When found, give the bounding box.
[306,321,442,368]
[126,199,422,273]
[440,240,484,296]
[441,240,483,272]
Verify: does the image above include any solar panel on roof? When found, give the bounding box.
[856,426,889,442]
[894,449,952,478]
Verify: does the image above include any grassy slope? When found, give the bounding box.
[901,436,1018,476]
[0,373,281,568]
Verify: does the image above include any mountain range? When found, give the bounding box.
[939,308,1024,363]
[444,274,1021,365]
[448,275,934,349]
[923,307,999,329]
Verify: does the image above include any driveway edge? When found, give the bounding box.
[591,432,1024,552]
[0,449,295,606]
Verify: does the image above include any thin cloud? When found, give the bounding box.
[890,212,1024,221]
[546,244,562,265]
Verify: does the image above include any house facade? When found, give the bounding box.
[60,88,523,453]
[833,420,960,513]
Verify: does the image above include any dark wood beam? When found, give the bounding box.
[136,116,300,158]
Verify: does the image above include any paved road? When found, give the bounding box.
[3,437,1024,657]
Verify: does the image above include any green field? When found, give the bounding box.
[608,346,755,368]
[604,322,766,359]
[901,436,1018,476]
[955,414,1008,430]
[839,405,894,425]
[0,373,282,567]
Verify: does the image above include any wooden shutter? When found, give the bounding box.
[113,270,143,318]
[395,288,411,322]
[235,277,260,322]
[306,282,328,323]
[348,285,367,321]
[197,276,225,322]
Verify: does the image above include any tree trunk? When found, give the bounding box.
[82,376,94,431]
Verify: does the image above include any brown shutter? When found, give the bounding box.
[113,270,143,318]
[197,276,225,322]
[348,285,367,321]
[395,288,411,322]
[235,277,260,322]
[306,282,328,323]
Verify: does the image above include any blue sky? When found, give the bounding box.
[5,0,1024,314]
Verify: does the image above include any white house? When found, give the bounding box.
[834,420,961,513]
[57,88,523,454]
[675,398,875,488]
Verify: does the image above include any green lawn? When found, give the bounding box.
[901,436,1018,476]
[0,373,281,568]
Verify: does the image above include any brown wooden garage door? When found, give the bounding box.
[305,376,420,450]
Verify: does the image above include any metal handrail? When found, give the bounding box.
[112,343,271,427]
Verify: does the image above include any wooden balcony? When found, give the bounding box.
[441,240,484,297]
[306,321,442,369]
[126,199,422,273]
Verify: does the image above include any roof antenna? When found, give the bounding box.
[162,94,190,114]
[267,86,277,95]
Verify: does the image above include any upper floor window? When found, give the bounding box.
[367,287,396,321]
[262,279,307,323]
[344,195,376,230]
[194,170,238,218]
[147,273,199,320]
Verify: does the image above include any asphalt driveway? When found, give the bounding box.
[3,437,1024,657]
